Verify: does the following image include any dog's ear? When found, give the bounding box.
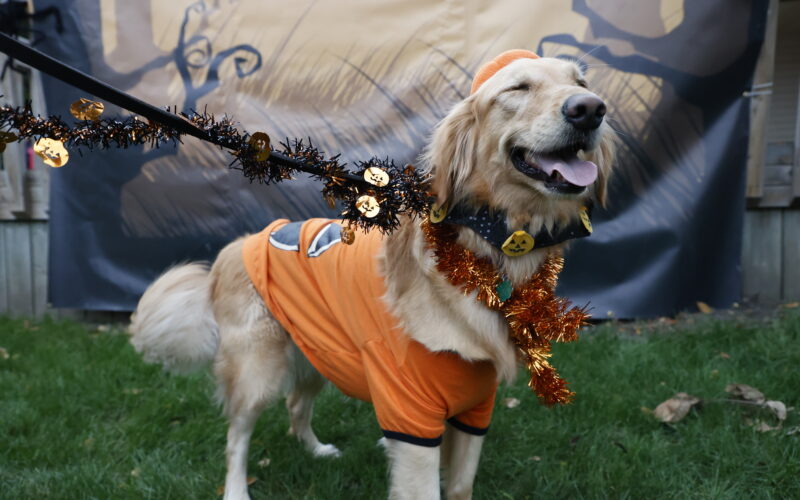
[586,129,616,207]
[424,97,478,205]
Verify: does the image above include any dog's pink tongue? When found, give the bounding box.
[536,155,598,186]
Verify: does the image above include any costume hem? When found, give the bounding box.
[447,417,489,436]
[382,430,443,447]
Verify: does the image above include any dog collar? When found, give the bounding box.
[429,200,593,257]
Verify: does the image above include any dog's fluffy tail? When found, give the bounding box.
[129,263,219,374]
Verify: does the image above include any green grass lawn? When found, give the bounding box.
[1,311,798,499]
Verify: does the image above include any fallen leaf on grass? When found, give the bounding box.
[725,383,765,403]
[257,458,271,468]
[782,302,799,309]
[653,393,702,423]
[130,468,141,477]
[640,406,653,415]
[503,397,521,409]
[529,456,541,462]
[0,347,8,360]
[756,423,779,432]
[722,385,786,429]
[696,301,714,314]
[122,388,143,395]
[765,400,787,421]
[745,418,780,432]
[718,352,731,359]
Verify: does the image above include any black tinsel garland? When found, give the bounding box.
[0,103,431,233]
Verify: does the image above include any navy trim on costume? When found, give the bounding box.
[382,430,443,447]
[447,418,489,436]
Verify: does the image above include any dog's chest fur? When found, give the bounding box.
[381,220,535,383]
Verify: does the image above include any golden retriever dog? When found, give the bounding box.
[129,51,614,500]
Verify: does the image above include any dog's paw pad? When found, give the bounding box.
[313,443,342,458]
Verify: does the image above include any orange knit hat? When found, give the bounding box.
[470,49,540,95]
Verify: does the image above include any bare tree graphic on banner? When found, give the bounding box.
[537,0,767,226]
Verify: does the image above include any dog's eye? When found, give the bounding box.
[505,83,530,92]
[576,79,588,88]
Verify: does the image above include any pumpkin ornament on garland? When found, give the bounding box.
[33,137,69,167]
[0,31,430,234]
[0,100,430,233]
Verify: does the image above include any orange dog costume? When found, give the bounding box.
[243,219,497,445]
[243,50,539,446]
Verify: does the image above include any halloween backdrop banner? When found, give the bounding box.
[32,0,768,317]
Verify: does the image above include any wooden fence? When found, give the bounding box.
[0,221,48,317]
[741,0,799,304]
[743,210,800,303]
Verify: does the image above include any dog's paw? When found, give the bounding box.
[376,437,389,449]
[313,443,342,458]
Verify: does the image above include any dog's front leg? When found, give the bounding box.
[384,439,441,500]
[441,427,485,500]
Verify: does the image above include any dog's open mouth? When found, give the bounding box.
[510,146,598,194]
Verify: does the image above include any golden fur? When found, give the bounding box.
[130,56,615,500]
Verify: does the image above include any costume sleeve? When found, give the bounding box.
[362,340,447,447]
[447,385,497,436]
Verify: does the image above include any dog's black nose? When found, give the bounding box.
[562,94,606,130]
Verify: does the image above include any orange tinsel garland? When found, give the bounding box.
[421,217,590,405]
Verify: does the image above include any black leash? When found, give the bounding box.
[0,32,209,141]
[0,32,366,184]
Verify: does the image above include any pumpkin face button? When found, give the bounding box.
[355,195,380,218]
[340,226,356,245]
[34,138,69,167]
[429,201,449,223]
[70,98,105,121]
[502,230,535,257]
[363,167,390,187]
[247,132,271,162]
[579,206,592,233]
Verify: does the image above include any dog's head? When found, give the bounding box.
[425,51,615,222]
